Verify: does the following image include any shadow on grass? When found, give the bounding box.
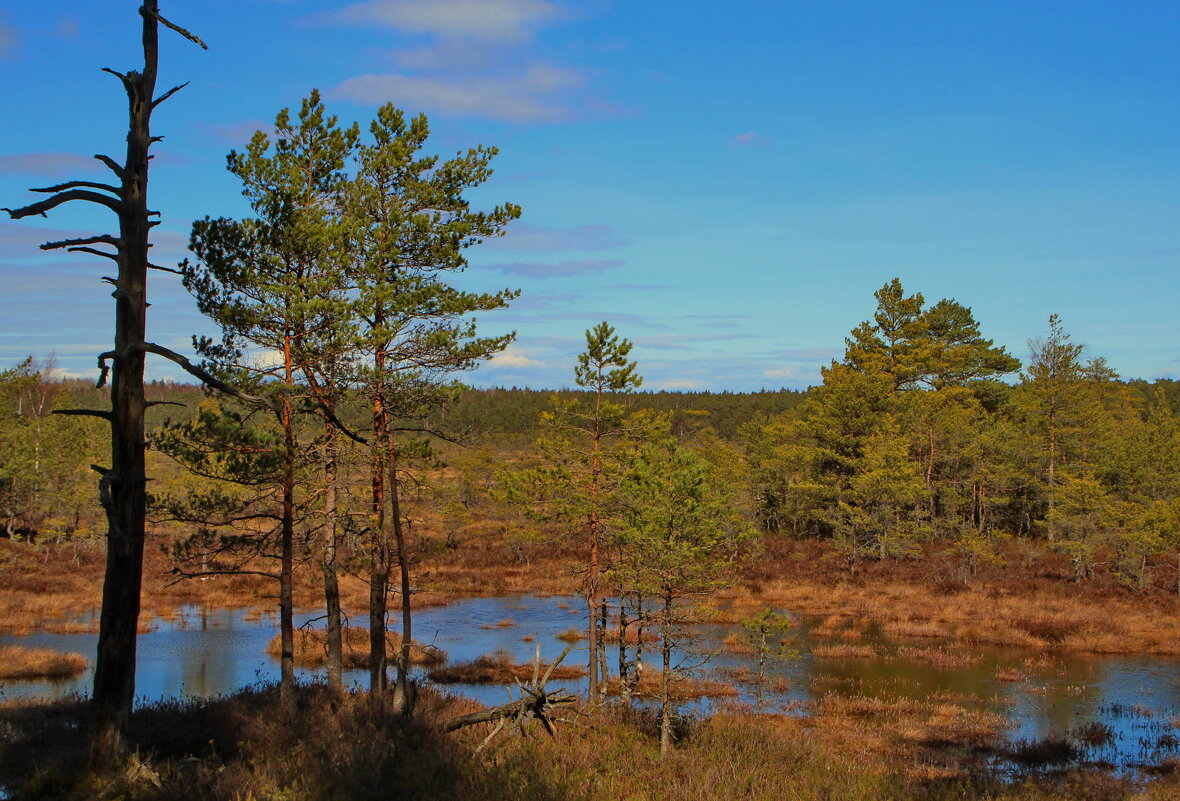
[0,684,570,801]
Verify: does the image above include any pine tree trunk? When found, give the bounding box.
[659,595,673,756]
[278,380,296,703]
[618,596,630,702]
[369,355,389,697]
[389,443,413,714]
[322,421,343,693]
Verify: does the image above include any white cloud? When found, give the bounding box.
[0,152,98,177]
[731,130,770,146]
[332,0,562,42]
[325,1,608,124]
[333,63,582,122]
[484,258,622,278]
[652,378,708,390]
[0,19,15,57]
[487,223,629,252]
[763,367,805,380]
[56,16,80,40]
[488,346,544,368]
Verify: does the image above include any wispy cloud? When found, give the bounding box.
[330,0,563,43]
[0,152,103,177]
[484,258,622,278]
[198,119,275,145]
[486,223,630,252]
[731,130,770,146]
[0,19,15,58]
[326,0,609,123]
[335,65,583,123]
[635,333,763,351]
[56,16,80,40]
[488,345,546,368]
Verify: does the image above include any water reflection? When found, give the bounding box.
[3,595,1178,771]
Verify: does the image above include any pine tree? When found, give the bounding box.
[181,91,356,701]
[344,104,519,709]
[614,438,750,754]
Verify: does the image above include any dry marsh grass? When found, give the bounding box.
[267,627,446,668]
[7,532,1180,660]
[604,671,740,700]
[0,646,87,680]
[896,646,982,669]
[427,652,586,684]
[601,625,659,644]
[556,626,585,642]
[2,683,1180,801]
[813,643,876,659]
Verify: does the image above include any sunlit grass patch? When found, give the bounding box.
[427,651,585,684]
[268,626,446,668]
[0,646,87,680]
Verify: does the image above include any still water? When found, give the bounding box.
[3,595,1179,771]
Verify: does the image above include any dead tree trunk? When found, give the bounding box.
[4,2,206,762]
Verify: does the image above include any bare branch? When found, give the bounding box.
[54,408,113,421]
[152,81,189,108]
[42,234,121,251]
[145,400,186,409]
[93,154,125,179]
[166,568,277,587]
[71,247,119,261]
[390,426,464,446]
[101,67,131,87]
[4,189,122,219]
[31,180,122,196]
[96,351,115,388]
[139,342,260,402]
[145,9,209,50]
[147,262,183,275]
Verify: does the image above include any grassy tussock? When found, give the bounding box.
[267,627,446,668]
[813,643,877,659]
[604,671,740,700]
[896,646,982,669]
[0,646,87,680]
[427,652,586,684]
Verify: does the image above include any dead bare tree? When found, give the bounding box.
[444,643,579,754]
[3,2,209,762]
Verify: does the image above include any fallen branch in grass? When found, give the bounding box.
[444,643,580,753]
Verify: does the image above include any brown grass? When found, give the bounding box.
[605,671,739,700]
[555,626,585,642]
[0,646,87,680]
[3,681,1180,801]
[813,643,876,659]
[266,627,446,668]
[896,646,981,669]
[7,527,1180,661]
[716,665,792,693]
[600,626,659,644]
[427,652,586,684]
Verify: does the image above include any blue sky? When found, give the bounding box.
[1,1,1178,391]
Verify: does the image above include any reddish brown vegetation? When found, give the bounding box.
[0,646,87,680]
[427,652,586,684]
[267,627,445,668]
